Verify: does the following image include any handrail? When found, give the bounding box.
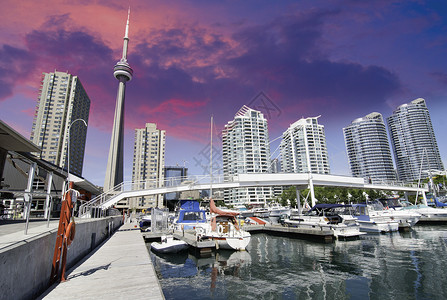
[78,174,225,217]
[78,173,428,218]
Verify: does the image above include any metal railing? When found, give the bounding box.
[78,174,226,217]
[78,172,429,218]
[363,178,427,188]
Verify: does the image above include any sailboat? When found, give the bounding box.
[195,116,251,251]
[196,198,251,250]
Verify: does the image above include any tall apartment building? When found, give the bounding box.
[280,116,330,174]
[387,98,444,182]
[119,123,166,209]
[222,105,273,206]
[30,71,90,176]
[343,112,396,183]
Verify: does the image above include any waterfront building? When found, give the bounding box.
[104,9,133,191]
[222,105,274,206]
[164,165,188,201]
[2,120,100,219]
[387,98,444,182]
[30,71,90,177]
[118,123,165,210]
[280,116,330,174]
[343,112,396,183]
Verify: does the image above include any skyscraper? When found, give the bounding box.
[30,71,90,176]
[126,123,165,209]
[280,116,330,174]
[387,98,444,182]
[222,105,273,206]
[104,9,133,191]
[343,112,396,183]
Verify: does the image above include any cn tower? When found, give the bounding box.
[104,8,133,191]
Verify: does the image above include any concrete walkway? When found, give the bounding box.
[0,219,60,250]
[39,223,164,300]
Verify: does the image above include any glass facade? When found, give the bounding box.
[222,105,273,205]
[387,98,444,182]
[281,116,330,174]
[343,112,396,183]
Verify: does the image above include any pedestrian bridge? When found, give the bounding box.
[78,173,427,217]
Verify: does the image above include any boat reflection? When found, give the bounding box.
[150,248,251,284]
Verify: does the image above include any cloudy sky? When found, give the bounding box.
[1,0,446,186]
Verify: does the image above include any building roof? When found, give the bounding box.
[0,120,41,153]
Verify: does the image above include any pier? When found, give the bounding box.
[173,230,216,256]
[0,218,164,300]
[40,223,164,299]
[244,224,335,242]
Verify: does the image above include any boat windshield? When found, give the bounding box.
[350,205,368,216]
[367,200,385,211]
[182,211,206,221]
[378,198,402,208]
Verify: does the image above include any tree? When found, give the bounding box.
[279,186,298,207]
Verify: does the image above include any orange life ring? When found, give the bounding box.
[65,221,76,246]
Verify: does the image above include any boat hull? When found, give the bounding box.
[357,220,399,233]
[209,235,251,251]
[151,238,189,254]
[285,217,364,239]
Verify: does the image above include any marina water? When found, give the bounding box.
[147,225,447,299]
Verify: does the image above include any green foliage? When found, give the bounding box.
[287,187,394,205]
[279,186,298,207]
[277,185,412,206]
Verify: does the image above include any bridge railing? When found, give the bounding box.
[78,174,227,217]
[78,173,428,217]
[363,178,428,189]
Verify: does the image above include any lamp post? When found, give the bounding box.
[61,118,87,218]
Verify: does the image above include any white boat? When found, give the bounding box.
[151,235,189,254]
[172,200,208,231]
[267,204,291,224]
[367,200,421,230]
[401,203,447,222]
[380,199,447,223]
[196,199,251,251]
[284,204,365,238]
[349,204,399,233]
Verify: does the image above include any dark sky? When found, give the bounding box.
[1,0,446,185]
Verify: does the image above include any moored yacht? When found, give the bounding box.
[196,199,251,251]
[284,204,365,238]
[380,199,447,223]
[349,204,399,233]
[367,200,421,230]
[172,200,208,231]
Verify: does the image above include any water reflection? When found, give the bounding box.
[148,226,447,299]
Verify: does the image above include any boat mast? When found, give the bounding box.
[210,115,213,201]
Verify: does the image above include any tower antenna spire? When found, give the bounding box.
[122,6,131,60]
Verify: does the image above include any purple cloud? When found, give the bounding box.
[0,45,36,99]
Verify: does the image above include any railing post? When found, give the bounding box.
[24,163,37,235]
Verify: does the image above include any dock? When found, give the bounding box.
[173,230,216,256]
[142,231,171,240]
[244,224,335,242]
[39,223,164,299]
